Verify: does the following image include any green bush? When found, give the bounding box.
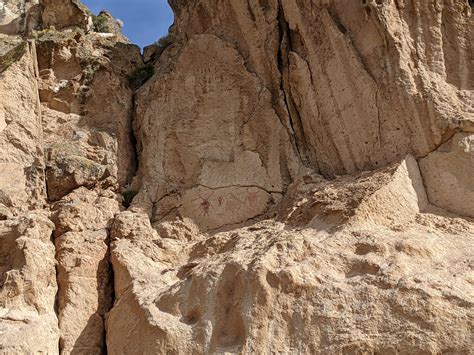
[156,33,174,49]
[92,14,111,33]
[0,42,27,74]
[32,26,57,39]
[127,65,154,89]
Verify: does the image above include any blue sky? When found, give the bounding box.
[82,0,174,48]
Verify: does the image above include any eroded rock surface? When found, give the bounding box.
[0,0,39,34]
[40,0,91,32]
[167,0,473,177]
[420,132,474,218]
[52,188,120,354]
[1,1,141,352]
[133,34,299,232]
[0,213,58,354]
[107,158,473,354]
[0,0,473,354]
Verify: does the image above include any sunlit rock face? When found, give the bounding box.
[0,0,44,36]
[0,0,473,354]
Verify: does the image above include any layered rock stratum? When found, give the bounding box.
[0,0,473,354]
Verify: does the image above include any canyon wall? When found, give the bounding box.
[0,0,473,354]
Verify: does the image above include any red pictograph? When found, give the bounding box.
[246,190,260,207]
[199,197,211,216]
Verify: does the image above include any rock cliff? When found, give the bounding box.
[0,0,473,354]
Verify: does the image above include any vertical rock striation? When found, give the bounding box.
[1,1,141,353]
[0,0,473,354]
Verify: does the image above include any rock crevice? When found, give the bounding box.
[0,0,473,354]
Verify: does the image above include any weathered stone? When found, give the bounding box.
[133,35,299,232]
[106,160,473,353]
[0,213,58,354]
[142,43,157,63]
[46,154,107,201]
[279,155,429,229]
[0,0,39,34]
[0,36,46,214]
[420,133,474,218]
[0,0,473,353]
[51,188,120,354]
[168,0,473,177]
[40,0,91,32]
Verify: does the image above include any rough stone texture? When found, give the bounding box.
[0,0,473,354]
[1,1,141,352]
[168,0,473,177]
[36,29,142,202]
[279,155,429,229]
[106,158,473,354]
[0,0,39,34]
[133,35,299,232]
[34,25,141,354]
[40,0,91,32]
[0,35,45,214]
[142,43,157,63]
[0,213,58,354]
[52,188,120,354]
[420,132,474,218]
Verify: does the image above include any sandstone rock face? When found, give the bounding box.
[0,213,58,354]
[0,0,473,354]
[420,132,474,218]
[40,0,91,32]
[52,188,120,354]
[1,1,141,352]
[35,29,142,204]
[133,34,299,232]
[168,0,473,177]
[0,35,45,214]
[34,21,141,354]
[107,157,473,354]
[0,0,39,34]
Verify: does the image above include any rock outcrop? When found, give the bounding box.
[0,213,58,354]
[0,35,44,214]
[1,1,140,352]
[420,132,474,218]
[0,0,473,354]
[40,0,92,32]
[0,0,39,34]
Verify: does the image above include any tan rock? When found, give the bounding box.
[46,154,107,201]
[169,0,473,177]
[30,24,141,353]
[36,31,142,198]
[279,155,429,229]
[420,133,474,218]
[0,0,39,35]
[107,180,473,353]
[0,0,473,353]
[142,43,157,63]
[51,188,120,354]
[0,37,46,213]
[0,213,58,354]
[133,34,299,232]
[40,0,92,32]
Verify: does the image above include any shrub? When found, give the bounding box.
[155,33,174,49]
[127,65,154,89]
[32,26,57,39]
[92,14,111,33]
[0,42,27,74]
